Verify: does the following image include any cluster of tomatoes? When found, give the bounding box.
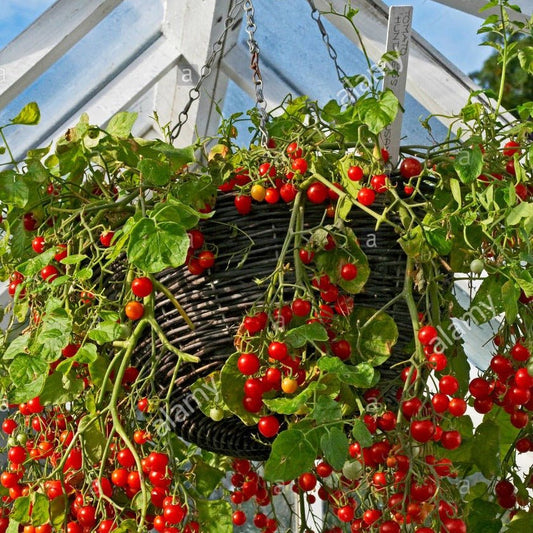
[0,393,204,532]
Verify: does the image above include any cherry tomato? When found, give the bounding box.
[251,184,266,202]
[370,173,388,193]
[400,157,422,179]
[410,420,435,443]
[31,236,46,254]
[234,195,252,215]
[291,157,308,174]
[40,265,59,282]
[340,263,357,281]
[237,353,260,376]
[306,182,328,204]
[100,231,115,247]
[264,187,280,204]
[125,301,144,321]
[257,415,280,438]
[280,182,297,202]
[131,277,153,298]
[286,142,302,159]
[503,140,520,157]
[347,165,364,181]
[357,187,375,206]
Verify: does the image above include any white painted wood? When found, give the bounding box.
[432,0,530,23]
[317,0,514,130]
[0,0,124,111]
[156,0,241,145]
[25,37,180,158]
[381,6,413,165]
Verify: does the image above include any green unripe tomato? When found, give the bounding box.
[470,259,484,274]
[209,407,224,421]
[527,360,533,377]
[7,437,17,448]
[16,433,27,446]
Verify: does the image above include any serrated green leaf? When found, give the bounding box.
[192,458,226,497]
[8,374,46,403]
[346,307,398,366]
[88,320,125,344]
[466,499,502,533]
[0,170,29,208]
[357,89,399,134]
[59,254,88,265]
[506,202,533,225]
[285,322,328,348]
[39,371,84,405]
[453,146,483,184]
[321,426,349,470]
[10,102,40,125]
[139,158,171,186]
[50,496,68,528]
[11,496,31,522]
[264,430,317,481]
[9,354,48,386]
[3,334,30,360]
[471,420,500,478]
[127,218,189,273]
[450,177,462,207]
[310,396,342,425]
[518,46,533,74]
[470,275,504,321]
[197,500,232,533]
[501,279,520,323]
[106,111,138,138]
[352,418,373,447]
[31,492,50,526]
[264,381,326,415]
[80,417,106,464]
[318,357,376,387]
[425,227,453,255]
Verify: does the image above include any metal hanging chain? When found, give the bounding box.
[306,0,357,103]
[170,0,245,142]
[243,0,270,146]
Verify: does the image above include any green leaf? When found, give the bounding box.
[8,374,46,403]
[127,218,190,273]
[425,227,452,255]
[106,111,138,138]
[517,46,533,74]
[88,356,109,388]
[192,458,226,497]
[10,102,40,125]
[453,146,483,184]
[264,381,327,415]
[31,492,50,526]
[220,353,256,424]
[80,417,106,464]
[59,254,89,265]
[450,177,462,207]
[190,372,224,418]
[197,500,232,533]
[310,396,342,425]
[501,279,520,324]
[399,226,434,261]
[264,430,317,482]
[37,299,72,361]
[513,269,533,297]
[139,158,171,186]
[3,334,30,360]
[148,141,195,171]
[506,201,533,225]
[351,418,373,447]
[466,499,502,533]
[9,354,48,386]
[113,520,138,533]
[152,201,201,230]
[318,357,376,387]
[285,322,329,348]
[0,170,29,208]
[507,511,533,532]
[88,320,125,344]
[39,371,84,405]
[471,420,500,478]
[49,496,68,529]
[320,427,349,470]
[11,496,31,522]
[469,275,504,321]
[346,307,399,366]
[356,89,399,134]
[17,247,56,277]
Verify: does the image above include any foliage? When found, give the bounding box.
[0,1,531,532]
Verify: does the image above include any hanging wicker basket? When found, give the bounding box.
[132,190,411,460]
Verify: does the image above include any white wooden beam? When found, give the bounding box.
[317,0,513,129]
[432,0,530,23]
[0,0,125,111]
[12,36,180,160]
[156,0,241,145]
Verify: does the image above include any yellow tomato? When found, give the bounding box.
[251,184,266,202]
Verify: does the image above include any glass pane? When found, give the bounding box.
[0,0,56,49]
[223,0,448,144]
[1,0,164,161]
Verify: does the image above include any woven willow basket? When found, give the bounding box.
[132,191,410,460]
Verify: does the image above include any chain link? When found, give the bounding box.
[244,0,269,146]
[306,0,357,104]
[170,0,245,142]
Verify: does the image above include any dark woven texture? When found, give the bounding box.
[132,192,410,460]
